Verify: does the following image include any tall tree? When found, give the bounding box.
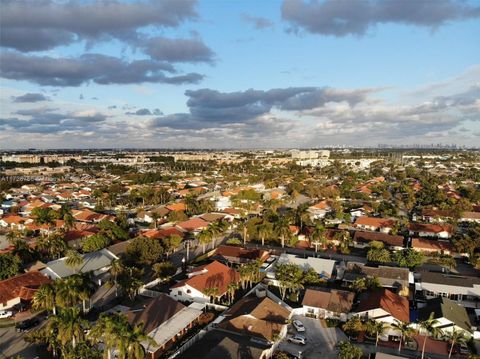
[311,223,326,252]
[418,312,442,359]
[48,307,88,350]
[445,328,468,359]
[32,282,58,315]
[65,249,84,274]
[391,320,416,352]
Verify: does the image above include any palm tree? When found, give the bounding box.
[256,220,271,246]
[32,282,58,315]
[198,227,213,254]
[365,320,388,347]
[210,221,227,250]
[336,340,363,359]
[311,223,326,252]
[89,313,121,359]
[48,307,88,349]
[120,323,156,359]
[342,316,365,339]
[65,249,84,273]
[203,287,219,303]
[445,328,468,359]
[418,312,442,359]
[226,282,239,304]
[37,232,67,259]
[336,231,352,254]
[109,259,124,297]
[274,217,291,248]
[391,320,416,352]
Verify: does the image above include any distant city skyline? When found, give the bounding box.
[0,0,479,149]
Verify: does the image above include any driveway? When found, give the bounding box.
[277,315,348,359]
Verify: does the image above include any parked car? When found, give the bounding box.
[16,318,40,332]
[292,320,305,332]
[288,334,307,345]
[0,310,13,319]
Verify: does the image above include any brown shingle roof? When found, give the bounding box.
[126,294,185,334]
[353,231,404,247]
[218,295,290,341]
[302,288,354,313]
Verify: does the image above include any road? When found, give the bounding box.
[0,326,40,359]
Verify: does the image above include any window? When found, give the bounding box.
[307,308,314,314]
[186,289,191,294]
[177,291,182,295]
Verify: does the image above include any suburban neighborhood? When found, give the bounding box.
[0,148,479,359]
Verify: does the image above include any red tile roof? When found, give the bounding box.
[354,217,395,229]
[0,271,51,303]
[357,289,409,322]
[171,261,239,296]
[176,218,209,232]
[409,223,453,234]
[412,238,453,252]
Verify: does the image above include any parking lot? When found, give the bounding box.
[277,315,348,359]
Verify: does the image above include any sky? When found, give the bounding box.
[0,0,479,149]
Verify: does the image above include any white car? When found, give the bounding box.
[288,334,306,345]
[292,320,305,332]
[0,311,13,319]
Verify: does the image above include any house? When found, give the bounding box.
[212,245,270,265]
[356,289,410,340]
[177,329,271,359]
[419,209,453,223]
[166,202,186,212]
[301,288,354,321]
[353,231,404,250]
[354,217,395,233]
[417,297,472,337]
[217,293,291,343]
[0,271,51,310]
[40,248,117,283]
[0,215,32,230]
[343,263,410,296]
[199,212,228,223]
[411,238,455,256]
[72,209,112,223]
[459,211,480,224]
[408,223,453,239]
[176,218,209,234]
[267,253,336,280]
[307,200,332,219]
[126,294,205,358]
[416,272,480,308]
[170,261,239,303]
[137,206,170,223]
[142,227,184,240]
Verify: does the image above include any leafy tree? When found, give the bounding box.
[37,232,68,259]
[342,316,364,337]
[198,227,214,254]
[31,207,58,226]
[162,234,183,257]
[117,266,144,301]
[82,233,111,252]
[274,218,291,248]
[167,210,188,223]
[311,223,326,252]
[303,267,323,285]
[336,340,363,359]
[394,248,424,268]
[367,248,392,263]
[126,236,163,265]
[0,253,21,279]
[97,219,128,242]
[153,261,176,281]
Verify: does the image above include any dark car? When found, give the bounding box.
[16,318,40,332]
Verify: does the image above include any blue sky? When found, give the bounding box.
[0,0,479,148]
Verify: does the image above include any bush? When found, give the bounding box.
[288,292,299,302]
[226,238,242,246]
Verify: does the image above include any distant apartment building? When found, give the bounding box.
[291,149,330,167]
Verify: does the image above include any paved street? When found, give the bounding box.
[0,326,40,359]
[277,315,348,359]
